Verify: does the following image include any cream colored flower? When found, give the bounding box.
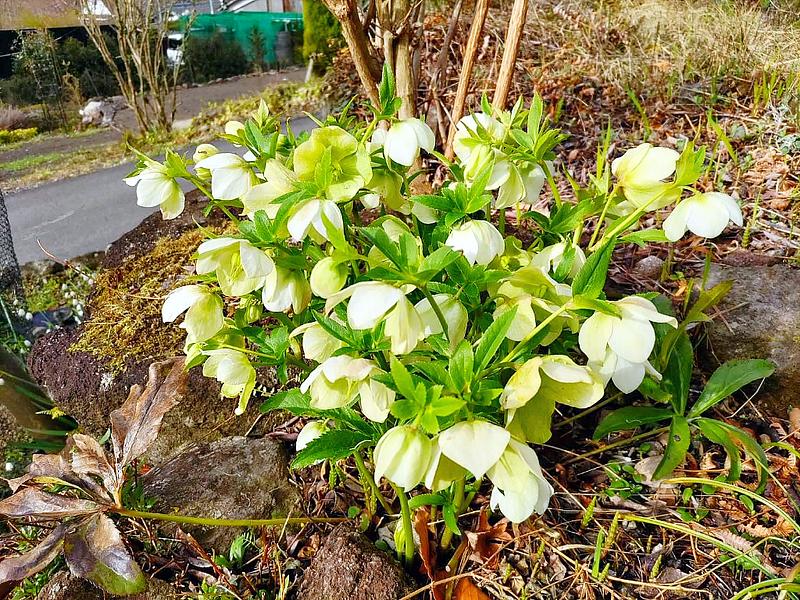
[374,426,434,490]
[162,285,224,343]
[196,238,274,297]
[124,160,185,220]
[612,143,680,210]
[446,220,504,266]
[663,192,743,241]
[384,118,435,166]
[487,439,553,523]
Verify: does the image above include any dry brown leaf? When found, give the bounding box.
[789,407,800,437]
[413,507,447,600]
[70,433,117,500]
[0,525,66,584]
[454,577,492,600]
[464,510,512,569]
[0,488,100,520]
[110,357,187,473]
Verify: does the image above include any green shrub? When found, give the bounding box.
[182,32,250,84]
[57,36,120,99]
[0,127,38,145]
[302,0,343,73]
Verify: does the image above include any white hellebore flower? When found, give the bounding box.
[162,285,224,343]
[202,349,256,415]
[296,420,328,452]
[374,426,434,490]
[415,294,468,347]
[663,192,743,242]
[310,257,349,299]
[124,160,185,220]
[438,420,510,479]
[487,439,553,523]
[300,355,394,421]
[384,118,435,166]
[612,143,680,210]
[502,355,605,443]
[446,220,504,266]
[325,282,424,355]
[424,444,468,492]
[241,159,297,219]
[453,113,505,183]
[579,296,677,393]
[291,322,345,363]
[195,152,258,200]
[530,242,586,279]
[196,238,274,297]
[262,267,311,314]
[287,198,344,243]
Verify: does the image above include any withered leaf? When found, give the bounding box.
[0,524,65,584]
[454,577,492,600]
[110,357,186,472]
[0,488,100,520]
[464,511,512,569]
[64,513,147,595]
[70,433,117,499]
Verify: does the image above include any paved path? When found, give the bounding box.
[6,117,314,264]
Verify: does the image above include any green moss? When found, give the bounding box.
[70,228,219,373]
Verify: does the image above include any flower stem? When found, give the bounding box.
[112,507,347,528]
[421,287,450,341]
[587,184,619,248]
[498,304,570,367]
[440,477,465,550]
[353,450,393,514]
[390,483,415,567]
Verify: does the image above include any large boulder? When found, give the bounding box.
[142,436,302,552]
[704,263,799,415]
[298,525,415,600]
[37,571,178,600]
[26,195,280,464]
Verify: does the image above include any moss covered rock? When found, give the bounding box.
[37,571,178,600]
[27,194,279,464]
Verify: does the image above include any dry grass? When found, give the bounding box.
[534,0,800,99]
[0,106,31,131]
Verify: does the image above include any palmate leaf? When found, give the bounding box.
[0,525,66,586]
[64,514,147,596]
[291,429,372,469]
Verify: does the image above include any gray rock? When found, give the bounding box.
[298,525,415,600]
[704,263,798,415]
[633,255,665,280]
[37,571,178,600]
[142,436,301,552]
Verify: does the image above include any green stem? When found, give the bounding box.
[391,483,415,567]
[564,425,670,465]
[589,186,670,252]
[354,451,393,514]
[113,507,347,528]
[497,304,571,367]
[421,287,450,341]
[440,478,465,550]
[587,184,619,248]
[553,394,620,430]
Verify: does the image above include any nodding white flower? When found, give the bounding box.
[579,296,677,393]
[415,294,468,347]
[496,163,547,210]
[310,257,349,299]
[612,143,680,210]
[291,322,345,363]
[325,281,423,354]
[202,349,256,415]
[287,198,344,243]
[438,420,511,479]
[193,143,218,163]
[241,159,297,219]
[195,153,258,200]
[196,238,274,297]
[262,267,311,314]
[293,126,372,202]
[365,170,405,213]
[493,275,576,344]
[424,444,468,492]
[592,347,663,395]
[124,160,185,220]
[374,426,434,490]
[162,285,224,343]
[300,354,377,410]
[384,118,435,166]
[663,192,743,242]
[296,420,328,452]
[453,113,512,190]
[446,220,504,266]
[358,377,396,423]
[503,355,605,443]
[224,120,245,137]
[487,439,553,523]
[530,242,586,279]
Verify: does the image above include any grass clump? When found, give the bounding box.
[70,228,212,372]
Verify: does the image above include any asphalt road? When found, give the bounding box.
[6,117,314,265]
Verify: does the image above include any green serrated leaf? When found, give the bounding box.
[291,429,371,469]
